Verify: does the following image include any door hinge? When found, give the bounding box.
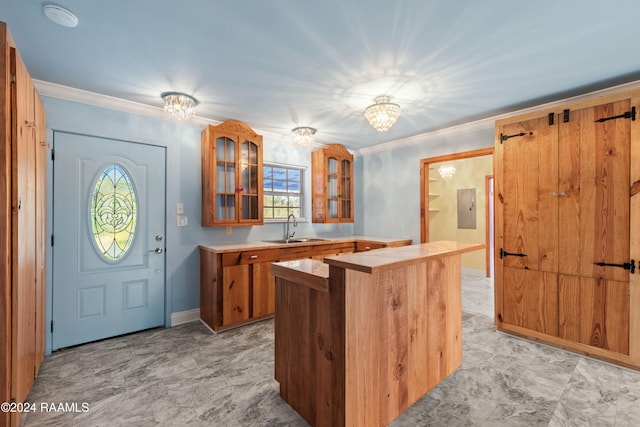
[593,260,635,273]
[500,132,529,144]
[500,248,527,259]
[548,112,554,126]
[51,148,55,161]
[563,109,570,123]
[51,234,54,247]
[50,320,54,333]
[594,106,636,123]
[10,73,15,83]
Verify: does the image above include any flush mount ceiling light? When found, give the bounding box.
[364,95,401,132]
[292,127,317,145]
[438,164,456,182]
[161,92,198,120]
[43,4,79,28]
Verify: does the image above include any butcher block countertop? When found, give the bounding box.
[271,259,329,292]
[270,241,485,283]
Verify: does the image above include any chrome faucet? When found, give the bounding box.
[286,213,297,242]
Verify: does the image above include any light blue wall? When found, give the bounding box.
[42,96,496,354]
[43,97,353,353]
[354,127,496,244]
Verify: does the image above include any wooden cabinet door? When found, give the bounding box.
[498,116,559,336]
[558,101,631,281]
[559,274,629,354]
[502,268,558,336]
[222,265,250,325]
[311,144,354,223]
[11,46,38,408]
[201,120,263,227]
[500,116,558,273]
[252,262,275,317]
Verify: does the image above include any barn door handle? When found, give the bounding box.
[500,248,527,259]
[593,260,635,273]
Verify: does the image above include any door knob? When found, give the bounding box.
[149,247,164,254]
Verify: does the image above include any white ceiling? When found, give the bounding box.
[2,0,640,150]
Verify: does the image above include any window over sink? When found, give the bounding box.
[263,163,306,220]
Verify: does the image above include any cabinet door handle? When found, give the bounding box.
[250,255,258,259]
[364,246,371,250]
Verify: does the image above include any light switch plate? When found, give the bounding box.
[177,215,188,227]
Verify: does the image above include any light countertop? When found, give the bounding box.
[199,235,412,253]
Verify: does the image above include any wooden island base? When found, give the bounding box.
[272,241,484,427]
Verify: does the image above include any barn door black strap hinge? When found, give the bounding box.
[500,248,527,259]
[594,106,636,123]
[563,109,570,123]
[500,132,530,144]
[548,113,555,125]
[593,260,635,273]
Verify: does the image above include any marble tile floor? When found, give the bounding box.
[21,274,640,427]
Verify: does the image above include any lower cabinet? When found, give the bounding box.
[200,240,362,331]
[502,268,631,360]
[558,275,629,355]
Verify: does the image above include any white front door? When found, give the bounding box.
[52,132,166,349]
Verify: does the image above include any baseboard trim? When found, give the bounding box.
[171,308,200,326]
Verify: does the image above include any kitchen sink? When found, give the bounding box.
[264,237,327,244]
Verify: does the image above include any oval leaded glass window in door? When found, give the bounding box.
[90,164,138,262]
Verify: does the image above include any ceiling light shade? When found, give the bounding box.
[43,4,78,28]
[161,92,198,120]
[364,95,401,132]
[292,126,317,145]
[438,164,456,182]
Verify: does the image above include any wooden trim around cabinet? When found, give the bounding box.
[0,21,11,427]
[485,175,493,278]
[629,93,640,364]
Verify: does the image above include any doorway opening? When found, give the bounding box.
[420,147,495,317]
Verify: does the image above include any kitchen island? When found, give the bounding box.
[271,241,484,427]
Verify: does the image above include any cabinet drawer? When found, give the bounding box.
[221,249,281,267]
[355,241,385,252]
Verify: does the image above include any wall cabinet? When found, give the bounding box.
[495,89,640,369]
[202,120,263,226]
[311,144,353,223]
[1,22,47,427]
[200,238,410,332]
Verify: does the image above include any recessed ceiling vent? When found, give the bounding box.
[43,4,79,28]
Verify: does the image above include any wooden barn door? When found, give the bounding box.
[497,115,559,336]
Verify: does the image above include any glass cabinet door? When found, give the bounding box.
[202,120,264,226]
[240,139,260,220]
[327,157,338,219]
[340,158,351,220]
[216,136,236,221]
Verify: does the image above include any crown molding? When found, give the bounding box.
[356,78,640,156]
[34,79,220,126]
[35,78,640,156]
[32,80,295,144]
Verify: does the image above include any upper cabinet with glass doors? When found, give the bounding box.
[311,144,354,223]
[202,120,263,226]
